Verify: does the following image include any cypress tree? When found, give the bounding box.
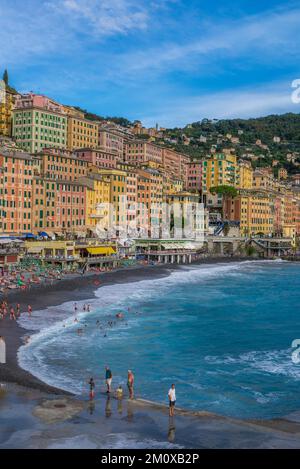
[3,69,8,85]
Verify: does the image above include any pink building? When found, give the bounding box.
[74,148,117,169]
[98,129,124,160]
[124,140,163,166]
[14,93,65,113]
[186,160,202,192]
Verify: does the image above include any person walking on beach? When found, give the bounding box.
[168,384,176,417]
[105,366,112,393]
[127,370,134,399]
[0,336,6,364]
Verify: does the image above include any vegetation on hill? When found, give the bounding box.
[73,106,132,127]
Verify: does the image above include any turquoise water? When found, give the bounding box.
[18,261,300,419]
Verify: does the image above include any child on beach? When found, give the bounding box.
[116,385,123,399]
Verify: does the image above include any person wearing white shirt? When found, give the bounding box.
[168,384,176,416]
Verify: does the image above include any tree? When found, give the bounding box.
[210,185,238,198]
[2,69,8,85]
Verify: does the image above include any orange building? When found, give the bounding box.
[0,150,34,234]
[37,148,88,181]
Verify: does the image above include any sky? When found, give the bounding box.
[1,0,300,127]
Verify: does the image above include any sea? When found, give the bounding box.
[17,260,300,419]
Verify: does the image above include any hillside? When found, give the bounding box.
[161,113,300,174]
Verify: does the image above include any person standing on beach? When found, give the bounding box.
[168,384,176,417]
[27,305,32,317]
[105,366,112,393]
[89,377,95,400]
[0,336,6,364]
[127,370,134,399]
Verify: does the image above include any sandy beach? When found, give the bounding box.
[1,258,300,449]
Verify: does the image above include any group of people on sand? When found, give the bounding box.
[88,366,176,416]
[88,366,135,401]
[0,301,32,321]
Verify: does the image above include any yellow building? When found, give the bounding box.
[0,88,17,136]
[237,160,253,189]
[79,174,111,230]
[67,117,98,150]
[88,167,127,230]
[282,224,296,247]
[202,153,238,194]
[224,190,274,236]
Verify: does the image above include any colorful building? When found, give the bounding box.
[98,128,125,161]
[74,148,118,169]
[124,140,163,166]
[224,191,274,236]
[12,94,67,153]
[37,148,88,181]
[0,88,18,137]
[67,117,98,150]
[237,160,253,189]
[162,148,189,181]
[0,150,34,234]
[79,174,111,231]
[202,153,238,194]
[186,160,202,192]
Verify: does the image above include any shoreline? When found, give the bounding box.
[2,257,300,448]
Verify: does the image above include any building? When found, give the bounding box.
[79,174,111,231]
[253,169,275,191]
[202,153,238,194]
[278,168,288,180]
[37,148,88,181]
[0,88,18,137]
[135,167,164,237]
[67,117,98,150]
[162,148,189,181]
[186,160,202,193]
[0,150,34,234]
[124,140,163,166]
[117,162,138,225]
[88,167,127,235]
[237,160,253,189]
[33,179,86,234]
[98,128,125,161]
[74,148,117,169]
[12,93,67,153]
[224,191,274,236]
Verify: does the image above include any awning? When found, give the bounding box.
[27,246,43,254]
[87,247,116,256]
[38,231,49,237]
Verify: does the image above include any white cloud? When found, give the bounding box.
[50,0,149,36]
[141,82,297,128]
[115,6,300,77]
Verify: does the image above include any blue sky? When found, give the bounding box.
[1,0,300,127]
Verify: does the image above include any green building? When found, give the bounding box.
[12,94,67,153]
